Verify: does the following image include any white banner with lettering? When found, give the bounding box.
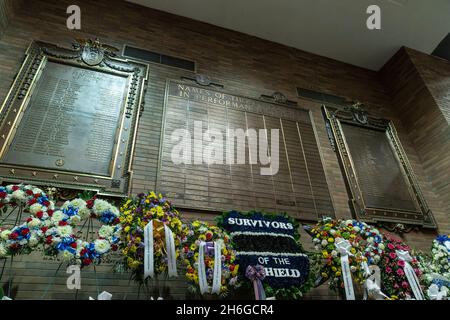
[198,241,209,294]
[396,250,424,300]
[211,241,223,294]
[335,238,355,300]
[144,220,178,279]
[144,220,154,279]
[164,224,178,277]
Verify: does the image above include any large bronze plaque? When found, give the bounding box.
[2,61,127,176]
[324,105,436,228]
[341,123,417,211]
[0,40,148,196]
[157,80,335,221]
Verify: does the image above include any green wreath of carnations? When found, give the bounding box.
[0,184,121,267]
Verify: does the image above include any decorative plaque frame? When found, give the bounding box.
[324,104,436,229]
[0,39,148,196]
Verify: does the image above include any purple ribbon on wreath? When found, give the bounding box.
[245,265,266,300]
[205,241,215,256]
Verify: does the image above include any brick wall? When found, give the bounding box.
[0,0,13,36]
[0,0,447,299]
[381,48,450,235]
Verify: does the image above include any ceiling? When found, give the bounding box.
[126,0,450,71]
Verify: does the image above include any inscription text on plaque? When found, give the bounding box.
[3,62,127,176]
[0,40,148,196]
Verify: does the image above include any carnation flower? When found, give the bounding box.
[98,225,114,238]
[61,250,74,261]
[396,268,405,276]
[0,243,7,257]
[94,239,111,254]
[51,211,64,223]
[78,207,91,220]
[32,187,43,194]
[29,236,39,247]
[69,215,81,224]
[70,198,87,209]
[11,190,26,202]
[1,230,12,240]
[110,206,120,216]
[29,203,43,215]
[93,199,111,215]
[27,218,41,228]
[58,225,73,237]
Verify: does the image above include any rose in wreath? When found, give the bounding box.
[379,233,423,300]
[180,220,240,297]
[119,191,184,282]
[308,217,384,292]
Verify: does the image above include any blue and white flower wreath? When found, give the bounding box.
[0,184,121,267]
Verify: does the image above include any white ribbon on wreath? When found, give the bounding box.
[89,291,112,300]
[164,224,177,277]
[427,284,448,300]
[363,265,390,300]
[144,220,178,279]
[335,237,355,300]
[144,220,154,279]
[211,241,222,295]
[198,241,209,294]
[198,240,222,295]
[396,250,424,300]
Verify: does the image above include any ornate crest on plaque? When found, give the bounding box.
[260,91,297,106]
[323,104,436,229]
[347,102,368,124]
[0,40,148,196]
[73,38,118,66]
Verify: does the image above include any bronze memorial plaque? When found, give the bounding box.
[2,61,127,176]
[156,80,335,221]
[341,123,417,211]
[0,40,148,196]
[324,105,436,228]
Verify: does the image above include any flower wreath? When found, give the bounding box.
[307,218,384,292]
[42,197,121,266]
[180,220,240,298]
[379,233,423,299]
[427,235,450,281]
[217,210,313,299]
[119,191,184,283]
[0,184,121,267]
[417,235,450,299]
[0,184,54,257]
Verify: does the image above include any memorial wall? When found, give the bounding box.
[0,0,448,300]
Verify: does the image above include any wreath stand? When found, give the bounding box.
[0,203,104,300]
[0,204,25,299]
